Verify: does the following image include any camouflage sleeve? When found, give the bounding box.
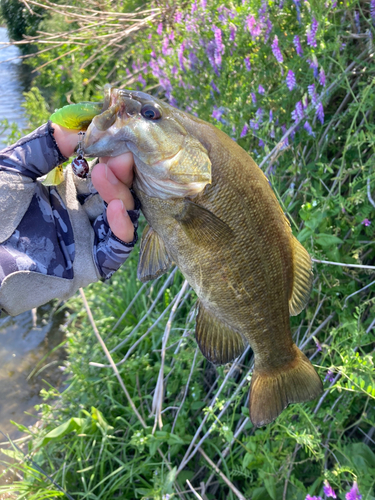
[92,193,141,280]
[0,121,67,178]
[0,124,139,299]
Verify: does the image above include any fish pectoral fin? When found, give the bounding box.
[137,225,172,282]
[174,200,233,246]
[195,302,247,365]
[289,237,314,316]
[249,344,323,427]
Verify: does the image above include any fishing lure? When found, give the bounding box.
[44,101,103,186]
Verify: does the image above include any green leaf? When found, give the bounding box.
[297,227,313,243]
[315,234,343,247]
[38,418,87,447]
[0,448,23,460]
[264,476,277,500]
[252,486,272,500]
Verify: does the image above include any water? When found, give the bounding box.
[0,26,27,144]
[0,28,67,491]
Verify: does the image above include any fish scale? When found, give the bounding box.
[83,87,323,427]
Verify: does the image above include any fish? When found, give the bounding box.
[83,86,323,427]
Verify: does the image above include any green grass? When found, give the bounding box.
[0,0,374,499]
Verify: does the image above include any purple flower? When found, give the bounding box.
[229,25,237,41]
[361,218,371,226]
[201,0,207,10]
[213,25,224,53]
[206,41,216,69]
[240,123,249,138]
[269,109,273,122]
[371,0,375,21]
[286,70,296,91]
[292,101,304,122]
[191,1,197,14]
[188,51,198,69]
[314,338,322,351]
[346,482,362,500]
[307,17,319,47]
[258,85,265,94]
[316,102,324,124]
[308,83,318,106]
[265,20,273,42]
[157,23,163,35]
[178,42,186,71]
[304,121,315,137]
[175,11,183,23]
[244,57,251,71]
[169,30,175,42]
[319,67,326,86]
[259,139,265,148]
[293,35,303,56]
[210,80,220,93]
[212,106,225,122]
[246,15,262,39]
[250,119,259,130]
[354,11,360,32]
[308,55,319,78]
[138,74,146,87]
[251,92,257,104]
[162,37,170,56]
[325,369,335,383]
[323,480,337,498]
[305,496,322,500]
[271,36,284,63]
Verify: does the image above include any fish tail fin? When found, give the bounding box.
[249,345,323,427]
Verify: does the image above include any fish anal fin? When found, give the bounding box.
[249,344,323,427]
[196,303,247,365]
[289,237,314,316]
[137,225,172,282]
[175,200,233,247]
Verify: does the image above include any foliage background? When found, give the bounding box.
[0,0,374,499]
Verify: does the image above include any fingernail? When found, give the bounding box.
[105,165,119,185]
[119,199,129,216]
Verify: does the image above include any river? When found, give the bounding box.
[0,26,67,490]
[0,26,27,143]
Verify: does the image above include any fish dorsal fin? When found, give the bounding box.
[137,225,172,282]
[195,302,247,365]
[289,237,314,316]
[175,200,233,246]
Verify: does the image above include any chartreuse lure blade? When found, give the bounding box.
[44,102,103,186]
[43,165,64,186]
[50,101,103,130]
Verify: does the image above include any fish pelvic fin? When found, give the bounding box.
[289,237,314,316]
[196,302,247,365]
[137,225,172,282]
[249,344,323,427]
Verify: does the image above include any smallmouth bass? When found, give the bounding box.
[83,86,323,427]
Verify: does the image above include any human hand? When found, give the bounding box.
[91,154,135,243]
[52,123,136,244]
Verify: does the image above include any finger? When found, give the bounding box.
[91,162,134,210]
[52,123,80,158]
[99,152,134,187]
[107,199,135,243]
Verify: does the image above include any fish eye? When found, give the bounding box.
[141,104,162,121]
